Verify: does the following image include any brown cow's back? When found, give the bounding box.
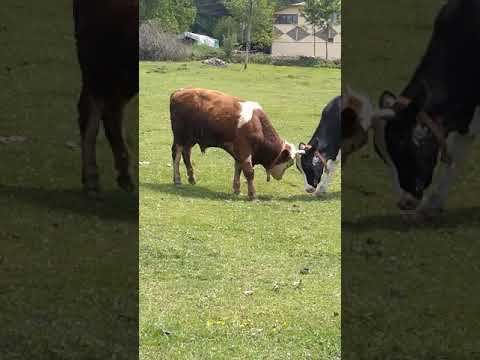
[170,88,244,149]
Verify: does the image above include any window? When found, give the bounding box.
[275,14,298,25]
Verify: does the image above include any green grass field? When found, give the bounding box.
[1,2,138,358]
[342,1,480,358]
[140,62,341,359]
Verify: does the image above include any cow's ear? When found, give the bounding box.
[379,90,397,109]
[278,148,293,163]
[342,107,359,139]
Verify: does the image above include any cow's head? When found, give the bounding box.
[295,143,329,193]
[269,141,300,180]
[341,86,374,163]
[373,87,450,210]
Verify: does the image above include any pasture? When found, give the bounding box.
[1,1,138,358]
[343,0,480,358]
[140,62,340,359]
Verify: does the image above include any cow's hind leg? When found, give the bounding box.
[182,146,196,185]
[172,143,183,186]
[78,87,102,198]
[233,160,242,194]
[103,100,134,192]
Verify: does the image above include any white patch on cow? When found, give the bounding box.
[468,106,480,135]
[284,141,297,159]
[270,142,295,180]
[344,86,374,131]
[296,154,315,193]
[315,151,341,196]
[238,101,262,128]
[270,161,291,180]
[420,131,475,211]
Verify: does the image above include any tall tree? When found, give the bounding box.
[224,0,275,49]
[302,0,340,59]
[140,0,197,33]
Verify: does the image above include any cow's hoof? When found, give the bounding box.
[416,207,444,222]
[248,194,257,201]
[233,190,240,195]
[188,177,196,185]
[117,175,135,192]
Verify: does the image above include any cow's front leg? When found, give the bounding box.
[78,88,102,198]
[233,160,242,194]
[419,132,474,216]
[314,158,338,196]
[241,157,256,200]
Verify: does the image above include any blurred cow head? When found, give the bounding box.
[373,86,451,210]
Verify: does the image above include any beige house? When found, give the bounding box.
[272,2,341,59]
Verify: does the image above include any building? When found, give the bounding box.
[179,32,219,48]
[272,2,341,59]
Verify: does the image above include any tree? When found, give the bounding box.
[223,0,276,68]
[302,0,340,59]
[139,0,197,33]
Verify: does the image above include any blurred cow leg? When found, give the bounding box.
[103,99,134,192]
[78,87,102,197]
[172,144,183,186]
[241,157,256,200]
[182,145,196,185]
[233,160,242,194]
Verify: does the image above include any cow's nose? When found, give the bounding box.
[305,185,316,193]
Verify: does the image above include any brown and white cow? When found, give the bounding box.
[73,0,138,198]
[170,88,302,200]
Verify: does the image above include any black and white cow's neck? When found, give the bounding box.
[401,0,480,134]
[308,96,342,159]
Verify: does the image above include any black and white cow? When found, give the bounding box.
[296,96,342,195]
[373,0,480,216]
[295,88,375,195]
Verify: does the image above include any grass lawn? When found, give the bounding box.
[1,2,138,358]
[140,62,341,359]
[342,0,480,358]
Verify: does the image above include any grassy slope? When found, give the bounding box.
[140,62,340,359]
[343,0,480,358]
[0,2,138,358]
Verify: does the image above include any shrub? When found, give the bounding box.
[139,20,192,61]
[272,56,341,68]
[231,52,272,64]
[191,44,226,61]
[230,53,341,68]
